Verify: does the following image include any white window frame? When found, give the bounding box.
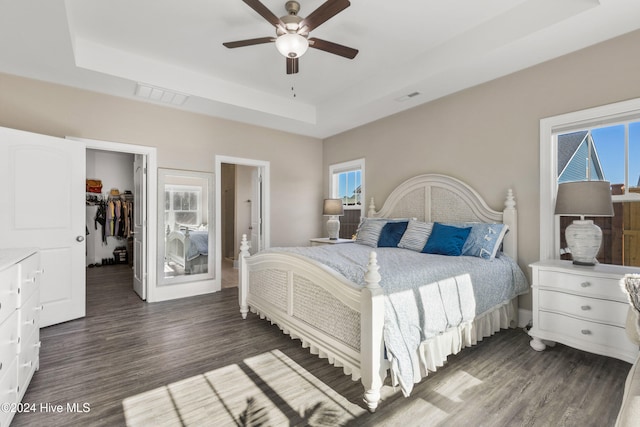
[329,158,365,215]
[540,98,640,261]
[165,184,202,227]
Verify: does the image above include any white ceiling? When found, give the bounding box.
[1,0,640,138]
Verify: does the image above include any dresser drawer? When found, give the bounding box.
[0,312,19,381]
[0,358,18,427]
[17,252,41,307]
[538,290,628,326]
[537,270,626,302]
[17,327,40,401]
[19,290,40,348]
[0,265,18,326]
[538,311,638,354]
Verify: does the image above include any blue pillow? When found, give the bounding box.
[422,222,472,256]
[461,223,509,260]
[377,221,408,247]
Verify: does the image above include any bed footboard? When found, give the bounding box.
[238,235,387,412]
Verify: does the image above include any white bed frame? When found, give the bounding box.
[239,174,518,412]
[165,227,207,274]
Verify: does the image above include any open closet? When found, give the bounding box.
[85,149,135,269]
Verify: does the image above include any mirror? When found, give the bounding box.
[157,168,214,285]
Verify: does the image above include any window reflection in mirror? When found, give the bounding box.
[157,168,214,285]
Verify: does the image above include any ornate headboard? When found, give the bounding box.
[367,174,518,260]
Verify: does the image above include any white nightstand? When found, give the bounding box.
[529,259,640,363]
[309,238,355,246]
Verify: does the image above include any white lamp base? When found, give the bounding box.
[326,216,340,240]
[566,219,602,266]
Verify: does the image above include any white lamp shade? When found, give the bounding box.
[275,33,309,58]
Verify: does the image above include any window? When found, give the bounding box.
[541,99,640,266]
[164,184,202,227]
[329,159,365,238]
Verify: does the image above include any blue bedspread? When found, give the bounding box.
[265,243,529,395]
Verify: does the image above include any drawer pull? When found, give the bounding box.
[581,305,591,311]
[580,282,591,288]
[581,329,592,335]
[24,319,34,326]
[24,277,36,284]
[22,361,32,369]
[0,362,2,370]
[35,341,41,348]
[34,305,44,312]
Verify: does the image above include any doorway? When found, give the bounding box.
[216,156,270,290]
[75,137,157,302]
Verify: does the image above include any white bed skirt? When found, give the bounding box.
[252,297,518,390]
[412,297,518,382]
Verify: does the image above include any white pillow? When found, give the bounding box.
[397,219,434,252]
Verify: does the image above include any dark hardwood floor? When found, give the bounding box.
[11,264,631,426]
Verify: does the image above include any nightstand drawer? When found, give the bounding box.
[538,311,636,353]
[538,270,625,301]
[538,289,628,326]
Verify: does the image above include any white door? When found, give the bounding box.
[133,154,146,300]
[0,127,85,327]
[250,168,263,254]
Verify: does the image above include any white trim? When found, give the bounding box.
[67,137,158,302]
[539,97,640,261]
[215,155,270,292]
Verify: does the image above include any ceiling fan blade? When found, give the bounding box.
[308,38,358,59]
[286,57,299,74]
[242,0,284,28]
[223,37,275,49]
[300,0,350,32]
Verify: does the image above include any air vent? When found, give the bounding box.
[395,91,421,102]
[134,83,189,106]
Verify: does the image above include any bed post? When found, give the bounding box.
[367,197,377,217]
[239,234,250,319]
[360,251,386,412]
[502,189,518,261]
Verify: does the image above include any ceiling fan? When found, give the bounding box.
[223,0,359,74]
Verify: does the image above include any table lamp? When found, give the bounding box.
[323,199,344,240]
[554,181,613,265]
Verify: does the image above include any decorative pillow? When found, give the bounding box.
[377,221,408,247]
[355,218,387,247]
[461,223,509,260]
[422,222,472,256]
[398,219,434,252]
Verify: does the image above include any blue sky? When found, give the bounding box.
[591,122,640,187]
[337,171,361,198]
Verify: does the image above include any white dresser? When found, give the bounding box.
[529,260,639,363]
[0,249,42,427]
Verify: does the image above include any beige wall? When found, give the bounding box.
[323,29,640,311]
[0,73,324,248]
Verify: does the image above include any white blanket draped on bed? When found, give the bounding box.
[267,244,529,396]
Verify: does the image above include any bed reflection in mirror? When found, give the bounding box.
[157,168,214,285]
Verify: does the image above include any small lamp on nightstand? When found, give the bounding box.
[555,180,614,266]
[323,199,344,240]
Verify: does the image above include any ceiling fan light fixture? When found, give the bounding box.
[275,33,308,58]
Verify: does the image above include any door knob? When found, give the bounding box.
[76,235,85,242]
